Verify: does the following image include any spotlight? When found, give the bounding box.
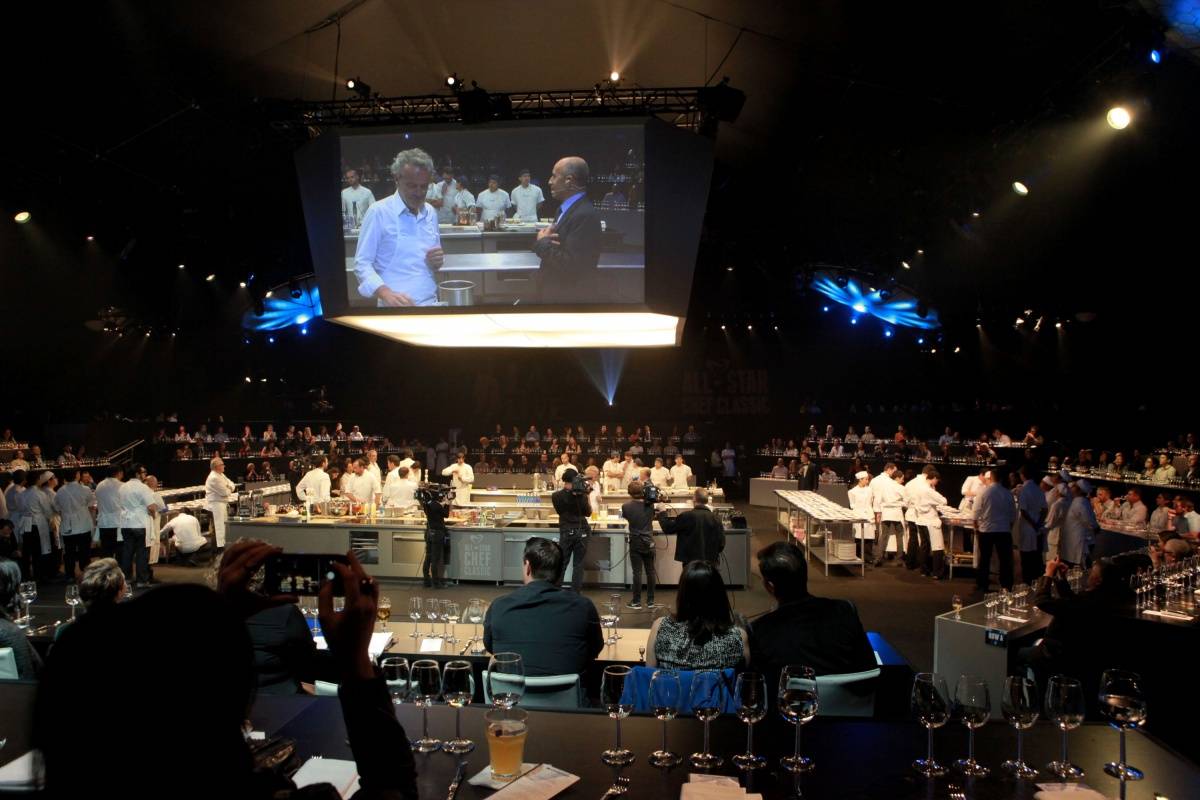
[1012,181,1029,196]
[720,324,726,330]
[244,376,252,383]
[852,302,867,313]
[822,305,829,313]
[265,290,273,298]
[746,324,753,331]
[1015,317,1024,325]
[14,211,31,224]
[609,70,620,82]
[850,317,858,325]
[971,211,981,218]
[178,264,185,270]
[976,322,982,329]
[954,346,961,353]
[1106,106,1131,130]
[260,378,268,383]
[773,325,779,331]
[931,348,937,354]
[1033,316,1043,332]
[917,337,925,345]
[86,235,95,242]
[901,260,911,269]
[205,274,216,282]
[915,248,924,255]
[884,330,893,338]
[726,266,734,272]
[1024,308,1033,315]
[1150,49,1162,64]
[300,326,308,335]
[1055,321,1063,329]
[446,73,458,87]
[289,278,302,299]
[267,336,275,344]
[239,281,247,288]
[346,77,371,98]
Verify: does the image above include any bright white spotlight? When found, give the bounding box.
[1055,321,1063,329]
[1106,106,1131,130]
[1015,318,1024,325]
[205,274,216,282]
[86,235,95,241]
[178,263,185,269]
[915,248,924,255]
[609,70,620,82]
[953,346,961,353]
[1149,49,1162,64]
[720,324,726,330]
[852,303,867,313]
[244,376,252,383]
[14,211,31,224]
[265,290,273,298]
[901,260,911,269]
[446,74,457,87]
[746,324,753,331]
[1012,181,1029,195]
[239,281,247,288]
[971,211,981,218]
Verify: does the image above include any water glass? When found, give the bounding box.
[601,601,618,646]
[779,665,817,773]
[425,600,442,638]
[609,593,623,638]
[911,672,950,777]
[487,652,525,709]
[1045,675,1085,778]
[465,598,486,651]
[732,672,767,770]
[381,656,410,706]
[65,584,81,619]
[689,669,727,769]
[408,597,423,639]
[1001,675,1040,778]
[411,659,443,752]
[600,665,636,766]
[648,669,681,768]
[17,581,37,626]
[442,660,475,754]
[1099,669,1148,781]
[952,674,990,776]
[444,601,460,645]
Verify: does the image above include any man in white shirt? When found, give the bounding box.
[4,469,25,528]
[619,452,639,490]
[382,465,417,508]
[553,453,577,484]
[509,169,545,221]
[475,175,510,223]
[343,457,380,504]
[204,457,237,549]
[295,456,332,506]
[425,164,459,224]
[451,177,476,221]
[441,451,474,506]
[649,457,672,489]
[365,449,382,485]
[602,452,624,493]
[54,468,96,579]
[353,147,445,307]
[94,465,124,559]
[118,464,158,587]
[937,427,955,447]
[9,450,30,472]
[161,510,208,556]
[870,463,905,565]
[349,426,365,442]
[669,455,693,489]
[1154,454,1177,482]
[341,168,375,225]
[1119,487,1148,526]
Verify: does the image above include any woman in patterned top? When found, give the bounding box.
[645,560,748,671]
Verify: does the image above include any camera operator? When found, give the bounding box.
[657,487,725,566]
[553,468,591,592]
[622,480,659,610]
[418,485,453,589]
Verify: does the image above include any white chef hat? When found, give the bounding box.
[37,470,55,486]
[855,471,870,480]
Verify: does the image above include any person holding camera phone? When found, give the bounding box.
[552,468,591,592]
[622,480,659,610]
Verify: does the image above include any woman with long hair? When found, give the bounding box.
[644,560,747,670]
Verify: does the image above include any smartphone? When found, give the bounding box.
[261,553,350,597]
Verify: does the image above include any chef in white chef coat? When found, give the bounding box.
[383,466,418,509]
[509,169,545,222]
[441,451,474,507]
[296,456,332,506]
[959,469,985,512]
[669,455,694,489]
[451,177,476,220]
[475,175,511,223]
[205,457,237,548]
[916,470,949,578]
[847,470,875,562]
[425,165,458,225]
[602,452,624,493]
[1060,479,1098,566]
[870,463,905,565]
[649,457,672,490]
[341,168,376,225]
[1043,482,1069,561]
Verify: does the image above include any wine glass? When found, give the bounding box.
[465,598,486,651]
[376,596,392,631]
[779,665,817,773]
[1045,675,1086,779]
[65,584,81,619]
[648,669,681,768]
[487,652,525,709]
[439,599,453,638]
[952,674,990,776]
[425,599,442,639]
[609,593,623,638]
[381,656,410,706]
[18,581,37,626]
[1001,675,1040,778]
[600,600,618,646]
[408,597,423,639]
[444,601,460,645]
[1099,669,1147,781]
[732,672,767,770]
[442,660,475,754]
[410,659,442,752]
[912,673,951,777]
[951,594,963,620]
[689,669,727,769]
[600,665,636,766]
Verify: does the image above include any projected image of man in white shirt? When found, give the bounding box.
[425,165,458,225]
[340,169,375,224]
[509,169,545,222]
[353,147,445,307]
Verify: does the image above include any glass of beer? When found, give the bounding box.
[377,596,392,630]
[485,708,529,781]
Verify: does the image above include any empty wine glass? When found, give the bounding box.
[609,593,623,639]
[408,597,423,639]
[465,598,486,651]
[381,656,410,706]
[648,669,681,768]
[600,665,636,766]
[425,599,441,639]
[17,581,37,626]
[688,669,726,769]
[376,596,392,631]
[732,672,767,770]
[65,584,81,619]
[411,659,442,752]
[442,660,475,754]
[444,601,460,645]
[1045,674,1086,779]
[1001,675,1040,779]
[487,652,525,709]
[439,599,452,638]
[953,674,990,776]
[779,665,817,773]
[1099,669,1147,782]
[911,672,950,777]
[600,600,618,646]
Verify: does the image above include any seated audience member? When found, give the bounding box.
[1119,488,1148,526]
[748,541,876,691]
[769,458,790,479]
[55,558,126,641]
[1,567,43,678]
[1150,535,1191,566]
[645,560,748,671]
[161,510,209,557]
[483,537,603,677]
[35,542,418,799]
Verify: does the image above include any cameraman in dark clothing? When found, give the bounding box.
[622,480,658,609]
[552,468,591,592]
[658,488,725,565]
[419,486,452,589]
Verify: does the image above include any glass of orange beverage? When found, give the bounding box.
[485,708,529,781]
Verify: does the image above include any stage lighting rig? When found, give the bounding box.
[445,73,458,88]
[346,77,371,99]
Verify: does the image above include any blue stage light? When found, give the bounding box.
[852,302,867,313]
[242,285,323,331]
[267,336,275,344]
[850,317,858,325]
[812,272,940,330]
[917,337,925,345]
[300,327,308,335]
[822,305,830,313]
[884,329,893,338]
[1150,49,1162,64]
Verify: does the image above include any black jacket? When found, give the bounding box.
[659,505,725,563]
[552,488,591,533]
[532,195,602,303]
[621,500,655,553]
[796,461,819,491]
[748,595,876,693]
[483,580,604,677]
[245,604,316,695]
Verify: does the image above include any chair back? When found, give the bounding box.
[628,666,740,715]
[813,667,881,717]
[314,680,339,696]
[482,671,582,711]
[0,647,18,680]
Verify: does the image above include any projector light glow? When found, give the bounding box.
[330,312,683,348]
[811,272,940,330]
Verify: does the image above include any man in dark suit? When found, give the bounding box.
[483,537,604,677]
[533,156,602,303]
[657,488,725,565]
[796,452,819,491]
[749,541,876,693]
